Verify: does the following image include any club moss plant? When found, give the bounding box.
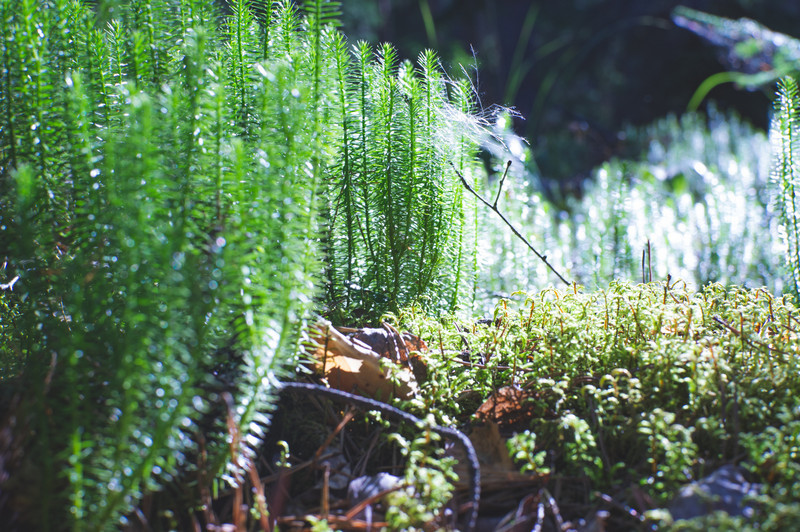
[473,107,779,310]
[0,0,490,528]
[772,76,800,303]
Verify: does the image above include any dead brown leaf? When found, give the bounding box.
[475,386,547,429]
[307,321,419,400]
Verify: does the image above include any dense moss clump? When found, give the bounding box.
[393,281,800,529]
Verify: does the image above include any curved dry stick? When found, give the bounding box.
[452,161,571,287]
[279,382,480,532]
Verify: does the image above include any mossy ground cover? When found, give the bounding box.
[261,281,800,530]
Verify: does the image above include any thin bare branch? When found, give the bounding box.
[452,162,571,286]
[492,160,511,209]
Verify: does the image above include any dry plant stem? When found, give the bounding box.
[196,434,219,528]
[713,315,789,355]
[344,484,406,521]
[314,407,356,462]
[238,450,339,490]
[595,492,648,524]
[279,382,480,532]
[247,461,272,532]
[322,466,330,521]
[451,161,571,286]
[641,240,652,284]
[223,392,271,531]
[279,514,389,530]
[222,393,246,531]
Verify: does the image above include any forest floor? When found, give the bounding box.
[145,281,800,531]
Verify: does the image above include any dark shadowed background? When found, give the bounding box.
[339,0,800,183]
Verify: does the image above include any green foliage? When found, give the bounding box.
[639,408,698,493]
[672,6,800,111]
[507,429,548,474]
[474,109,778,306]
[772,76,800,301]
[569,110,777,290]
[323,40,485,322]
[1,0,316,528]
[0,0,490,527]
[560,411,604,484]
[5,0,795,528]
[385,421,458,530]
[395,281,800,523]
[0,273,22,380]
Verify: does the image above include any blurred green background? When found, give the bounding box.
[338,0,800,188]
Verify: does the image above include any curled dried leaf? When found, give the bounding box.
[307,321,419,400]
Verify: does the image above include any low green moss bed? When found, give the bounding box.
[253,281,800,530]
[375,280,800,529]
